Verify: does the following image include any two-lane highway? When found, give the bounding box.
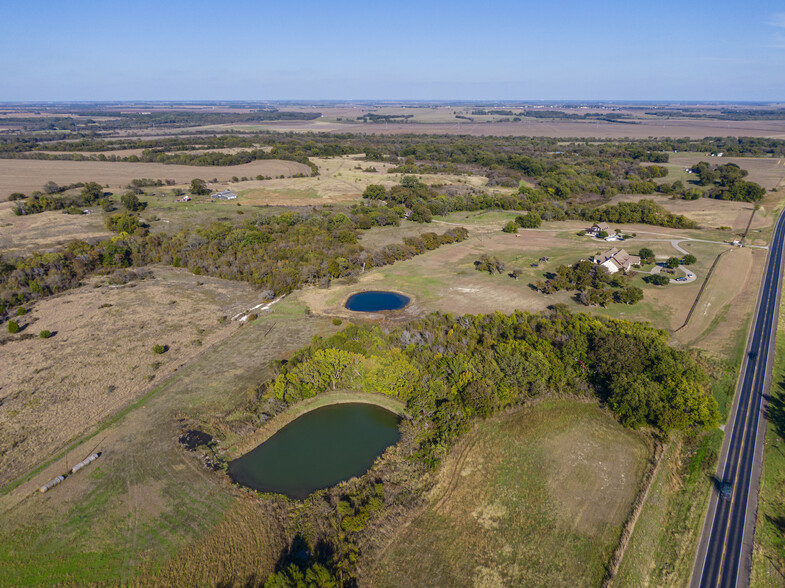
[693,209,785,588]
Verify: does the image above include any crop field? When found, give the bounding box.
[0,158,312,197]
[369,400,652,587]
[0,300,336,586]
[0,266,265,488]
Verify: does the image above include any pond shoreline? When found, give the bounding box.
[228,390,407,459]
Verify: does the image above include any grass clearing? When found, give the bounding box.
[751,289,785,586]
[369,400,652,587]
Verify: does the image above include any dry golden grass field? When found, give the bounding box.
[0,158,311,197]
[0,200,112,254]
[0,266,265,488]
[369,400,652,587]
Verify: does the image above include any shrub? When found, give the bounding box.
[666,256,681,269]
[502,220,518,233]
[638,247,655,261]
[332,318,343,326]
[646,274,671,286]
[152,344,168,354]
[682,253,697,265]
[16,307,27,316]
[39,330,52,339]
[8,321,20,334]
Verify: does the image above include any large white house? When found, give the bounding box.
[592,248,640,274]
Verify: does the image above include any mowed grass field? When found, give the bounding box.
[0,158,311,197]
[0,300,337,587]
[369,400,652,587]
[0,266,265,488]
[307,213,743,342]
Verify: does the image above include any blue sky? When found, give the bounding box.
[2,0,784,101]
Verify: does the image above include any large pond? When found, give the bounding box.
[228,403,401,499]
[345,290,410,312]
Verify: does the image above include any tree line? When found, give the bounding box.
[0,209,468,318]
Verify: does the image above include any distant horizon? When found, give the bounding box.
[2,99,784,106]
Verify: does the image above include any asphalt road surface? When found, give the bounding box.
[693,210,785,588]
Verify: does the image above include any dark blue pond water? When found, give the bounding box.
[345,290,410,312]
[228,403,401,500]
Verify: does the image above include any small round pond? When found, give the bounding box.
[345,290,410,312]
[228,403,401,500]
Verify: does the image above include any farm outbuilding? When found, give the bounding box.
[213,190,237,200]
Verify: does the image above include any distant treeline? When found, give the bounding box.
[0,208,468,317]
[363,177,698,228]
[0,110,321,132]
[356,113,414,122]
[643,108,785,121]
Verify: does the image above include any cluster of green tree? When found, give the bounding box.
[127,178,176,188]
[689,162,766,201]
[388,159,462,175]
[533,260,643,306]
[12,182,106,215]
[0,210,468,317]
[256,310,719,461]
[502,213,542,233]
[563,199,698,228]
[474,254,506,274]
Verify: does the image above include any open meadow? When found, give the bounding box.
[369,400,653,587]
